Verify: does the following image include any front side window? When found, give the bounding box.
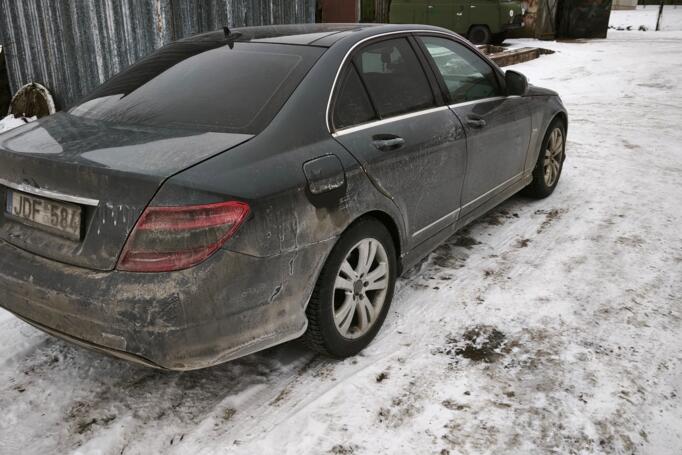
[352,38,435,118]
[419,36,502,104]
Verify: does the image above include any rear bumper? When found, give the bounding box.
[0,238,333,370]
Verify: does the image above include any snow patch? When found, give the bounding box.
[609,5,682,31]
[0,114,36,133]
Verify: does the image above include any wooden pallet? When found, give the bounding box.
[477,45,555,67]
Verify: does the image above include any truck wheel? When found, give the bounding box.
[468,25,492,44]
[304,218,397,358]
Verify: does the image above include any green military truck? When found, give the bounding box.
[389,0,525,44]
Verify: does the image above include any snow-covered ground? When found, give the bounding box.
[610,5,682,31]
[0,114,36,133]
[1,30,681,455]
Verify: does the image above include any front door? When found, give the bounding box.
[452,97,532,208]
[330,36,467,243]
[417,35,532,212]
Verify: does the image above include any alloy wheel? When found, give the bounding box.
[332,238,390,339]
[543,127,564,187]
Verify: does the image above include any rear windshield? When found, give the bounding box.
[69,40,323,134]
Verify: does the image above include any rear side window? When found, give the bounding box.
[332,65,378,130]
[353,38,435,118]
[418,36,502,104]
[70,41,324,134]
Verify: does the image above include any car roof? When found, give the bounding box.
[182,23,458,48]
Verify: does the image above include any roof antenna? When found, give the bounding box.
[223,25,236,49]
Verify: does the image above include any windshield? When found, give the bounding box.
[70,40,323,134]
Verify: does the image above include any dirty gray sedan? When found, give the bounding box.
[0,24,567,370]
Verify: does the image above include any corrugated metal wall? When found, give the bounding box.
[0,0,315,109]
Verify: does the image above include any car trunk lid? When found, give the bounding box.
[0,113,253,271]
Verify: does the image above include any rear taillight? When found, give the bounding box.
[117,201,250,272]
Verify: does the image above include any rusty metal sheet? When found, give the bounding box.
[318,0,358,22]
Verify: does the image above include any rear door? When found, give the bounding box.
[331,36,467,245]
[416,34,531,212]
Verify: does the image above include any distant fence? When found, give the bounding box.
[0,0,315,110]
[0,47,10,114]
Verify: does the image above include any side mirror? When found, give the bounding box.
[505,70,528,96]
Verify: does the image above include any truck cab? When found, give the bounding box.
[390,0,525,44]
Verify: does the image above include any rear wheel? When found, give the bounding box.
[468,25,492,44]
[523,118,566,198]
[304,218,397,358]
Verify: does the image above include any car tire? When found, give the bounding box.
[304,218,397,358]
[491,32,507,45]
[468,25,492,44]
[523,118,567,199]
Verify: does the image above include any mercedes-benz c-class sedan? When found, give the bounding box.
[0,24,567,370]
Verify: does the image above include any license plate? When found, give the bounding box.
[5,190,82,240]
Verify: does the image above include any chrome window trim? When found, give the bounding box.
[0,177,100,206]
[326,29,512,136]
[332,105,450,137]
[331,95,512,138]
[448,96,507,109]
[326,29,461,134]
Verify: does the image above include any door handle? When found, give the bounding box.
[466,116,487,128]
[372,135,405,151]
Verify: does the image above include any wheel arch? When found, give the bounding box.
[547,110,568,155]
[305,208,405,313]
[553,111,568,133]
[349,210,403,273]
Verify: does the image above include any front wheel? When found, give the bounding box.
[304,218,397,358]
[523,118,566,198]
